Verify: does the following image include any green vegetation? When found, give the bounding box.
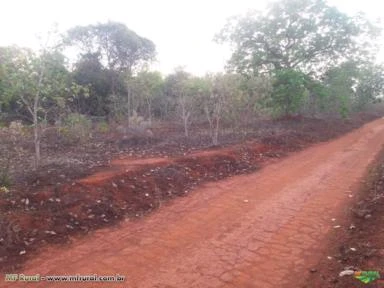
[0,0,383,167]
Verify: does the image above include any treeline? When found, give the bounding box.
[0,0,384,167]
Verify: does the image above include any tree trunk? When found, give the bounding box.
[32,66,45,170]
[204,105,214,142]
[213,115,220,146]
[127,84,131,127]
[33,104,41,170]
[183,112,190,138]
[180,95,190,137]
[33,125,41,169]
[146,98,152,126]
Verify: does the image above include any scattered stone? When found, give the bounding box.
[339,270,355,277]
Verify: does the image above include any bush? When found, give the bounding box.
[0,125,17,188]
[61,113,92,143]
[0,169,11,188]
[96,121,110,133]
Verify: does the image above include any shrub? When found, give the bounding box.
[0,169,11,188]
[96,121,110,133]
[61,113,92,143]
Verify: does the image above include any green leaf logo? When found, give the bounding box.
[354,271,381,284]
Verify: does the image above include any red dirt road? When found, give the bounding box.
[4,118,384,288]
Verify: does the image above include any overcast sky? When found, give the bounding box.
[1,0,383,75]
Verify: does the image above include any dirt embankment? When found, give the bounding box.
[0,141,275,272]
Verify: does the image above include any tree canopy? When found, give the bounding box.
[218,0,379,75]
[66,21,156,75]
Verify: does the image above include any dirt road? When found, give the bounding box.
[4,118,384,288]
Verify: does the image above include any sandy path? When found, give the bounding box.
[4,118,384,288]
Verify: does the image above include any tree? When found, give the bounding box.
[354,63,384,109]
[218,0,378,75]
[0,46,28,116]
[164,70,194,137]
[231,74,272,129]
[323,61,360,117]
[269,69,309,117]
[1,42,70,168]
[66,22,155,73]
[203,74,243,145]
[322,61,384,117]
[71,52,111,116]
[129,71,163,124]
[66,22,156,121]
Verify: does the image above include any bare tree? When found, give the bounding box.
[164,69,195,137]
[203,74,243,145]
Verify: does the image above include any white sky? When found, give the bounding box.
[0,0,383,75]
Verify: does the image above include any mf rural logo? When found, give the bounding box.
[340,270,383,284]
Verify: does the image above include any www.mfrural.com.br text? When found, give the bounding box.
[5,273,126,283]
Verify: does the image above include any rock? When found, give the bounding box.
[339,270,355,277]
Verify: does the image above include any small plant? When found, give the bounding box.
[0,159,12,188]
[0,186,9,193]
[0,172,11,188]
[62,113,92,142]
[97,121,110,133]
